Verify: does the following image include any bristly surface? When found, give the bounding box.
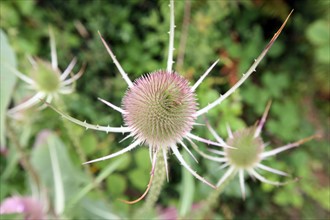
[123,70,197,148]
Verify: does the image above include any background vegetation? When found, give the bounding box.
[1,0,329,219]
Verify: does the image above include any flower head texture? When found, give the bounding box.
[205,101,316,199]
[7,28,83,116]
[123,70,197,148]
[45,1,292,203]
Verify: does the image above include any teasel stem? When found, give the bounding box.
[133,149,167,218]
[167,0,175,72]
[186,170,237,219]
[54,99,95,183]
[6,121,42,195]
[53,99,113,207]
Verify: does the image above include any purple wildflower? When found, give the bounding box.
[0,196,46,220]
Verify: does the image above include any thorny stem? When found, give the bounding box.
[133,149,167,218]
[185,170,237,219]
[43,99,129,133]
[98,31,133,87]
[167,0,175,72]
[54,99,114,209]
[195,10,293,117]
[53,99,101,189]
[55,99,89,171]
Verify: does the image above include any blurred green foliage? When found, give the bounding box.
[1,0,329,219]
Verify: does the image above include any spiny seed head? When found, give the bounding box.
[225,127,264,168]
[31,59,61,93]
[122,70,197,147]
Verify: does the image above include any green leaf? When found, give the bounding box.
[306,20,330,46]
[114,153,131,171]
[106,174,127,196]
[273,185,303,208]
[16,0,35,15]
[128,168,149,191]
[81,133,97,156]
[0,29,17,147]
[262,72,289,99]
[134,147,150,171]
[78,198,120,220]
[0,213,25,220]
[316,44,330,64]
[68,158,122,209]
[179,151,195,217]
[31,131,87,214]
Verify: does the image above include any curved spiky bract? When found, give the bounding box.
[42,100,130,134]
[123,70,197,147]
[98,31,133,88]
[195,10,293,117]
[191,59,219,92]
[7,92,46,115]
[170,145,216,189]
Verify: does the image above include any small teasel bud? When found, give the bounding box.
[204,101,317,199]
[7,28,83,115]
[32,58,61,93]
[225,127,264,169]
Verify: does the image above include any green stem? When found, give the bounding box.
[54,99,111,204]
[133,149,166,218]
[186,170,237,219]
[54,99,115,213]
[6,122,42,193]
[54,99,91,176]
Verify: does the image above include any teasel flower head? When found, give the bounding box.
[45,1,293,203]
[205,101,317,199]
[123,70,197,148]
[7,28,84,116]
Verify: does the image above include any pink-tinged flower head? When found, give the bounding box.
[0,196,46,220]
[123,70,197,147]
